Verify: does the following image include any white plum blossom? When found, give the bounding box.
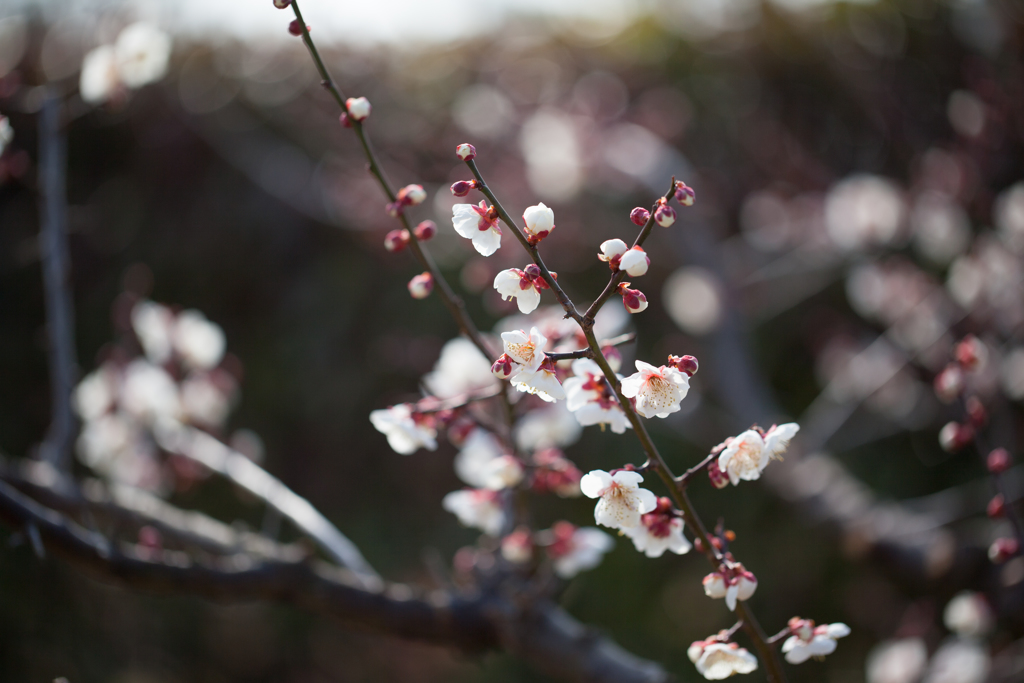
[782,619,851,665]
[454,430,523,490]
[369,404,437,455]
[717,423,799,486]
[624,497,691,557]
[80,45,120,104]
[423,337,497,399]
[514,402,582,451]
[542,521,614,578]
[494,268,542,314]
[453,201,502,256]
[522,202,555,240]
[580,469,657,529]
[73,364,119,421]
[689,640,758,680]
[703,566,758,611]
[131,300,175,364]
[510,358,565,402]
[598,239,628,263]
[180,372,235,428]
[619,248,650,277]
[173,309,226,370]
[866,638,929,683]
[121,359,180,423]
[115,22,171,89]
[563,358,630,433]
[346,97,371,121]
[501,327,547,372]
[442,488,505,535]
[620,360,690,419]
[922,638,990,683]
[943,591,994,638]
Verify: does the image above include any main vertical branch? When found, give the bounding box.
[37,89,78,476]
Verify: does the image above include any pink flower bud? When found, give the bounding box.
[630,207,650,226]
[669,354,699,376]
[987,448,1012,474]
[492,353,517,379]
[501,528,534,564]
[288,20,308,36]
[523,264,542,280]
[934,364,964,403]
[618,282,648,314]
[398,184,426,206]
[451,180,474,197]
[456,143,476,161]
[955,335,985,371]
[414,220,437,241]
[384,229,410,252]
[654,202,676,227]
[966,396,987,429]
[273,0,292,8]
[989,537,1020,564]
[407,272,434,299]
[674,180,696,206]
[708,459,730,489]
[346,97,371,121]
[338,113,352,128]
[939,421,973,453]
[988,494,1005,518]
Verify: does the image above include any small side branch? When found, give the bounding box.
[37,89,78,475]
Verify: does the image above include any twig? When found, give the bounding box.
[154,420,381,588]
[36,89,78,475]
[545,333,637,362]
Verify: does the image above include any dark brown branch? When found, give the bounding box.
[545,333,637,362]
[0,478,668,683]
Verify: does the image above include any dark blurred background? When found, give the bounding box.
[1,0,1024,681]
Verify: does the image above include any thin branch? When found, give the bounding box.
[154,420,381,588]
[37,89,78,475]
[545,333,637,362]
[679,453,717,486]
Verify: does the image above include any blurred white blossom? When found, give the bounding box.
[866,638,929,683]
[825,175,906,251]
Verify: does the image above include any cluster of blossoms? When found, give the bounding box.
[72,299,237,492]
[708,422,801,488]
[79,22,171,105]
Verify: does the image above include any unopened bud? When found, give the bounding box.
[619,247,649,277]
[669,354,699,376]
[602,345,622,372]
[414,220,437,241]
[456,143,476,161]
[399,184,426,206]
[501,528,534,564]
[618,282,648,314]
[955,335,986,371]
[654,202,676,227]
[523,264,542,280]
[288,20,309,36]
[451,180,474,197]
[492,353,517,379]
[939,422,973,453]
[338,112,352,128]
[674,180,696,206]
[630,207,650,226]
[346,97,372,121]
[989,537,1020,564]
[708,459,730,489]
[408,272,434,299]
[273,0,292,8]
[934,364,963,403]
[384,229,411,252]
[987,448,1012,474]
[987,494,1005,518]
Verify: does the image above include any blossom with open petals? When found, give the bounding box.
[501,327,548,372]
[782,619,850,664]
[620,361,690,418]
[542,521,614,578]
[510,357,565,402]
[454,430,524,490]
[369,404,437,455]
[442,489,505,535]
[564,358,630,433]
[494,267,546,314]
[580,469,657,529]
[174,310,226,371]
[523,203,554,241]
[689,639,758,680]
[624,497,691,557]
[717,423,799,485]
[453,201,502,256]
[703,565,758,611]
[115,22,171,89]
